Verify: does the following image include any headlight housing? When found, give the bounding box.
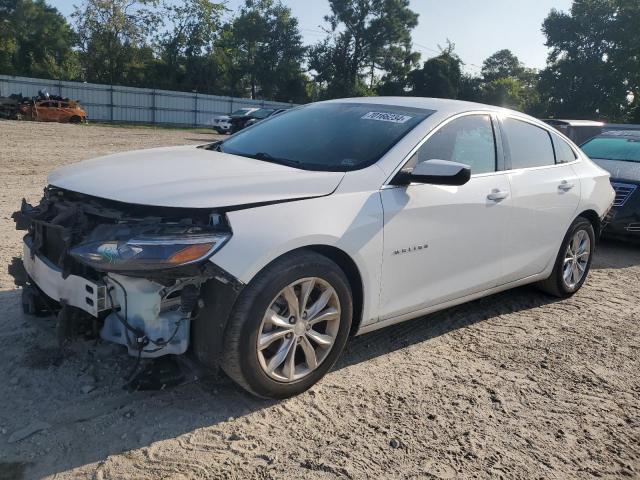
[70,229,231,273]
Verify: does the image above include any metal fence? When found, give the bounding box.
[0,74,295,127]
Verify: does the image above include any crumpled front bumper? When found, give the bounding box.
[22,236,110,317]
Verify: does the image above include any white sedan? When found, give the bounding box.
[14,98,614,398]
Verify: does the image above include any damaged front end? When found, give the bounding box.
[13,187,238,359]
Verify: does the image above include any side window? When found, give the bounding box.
[404,115,496,174]
[503,118,555,169]
[551,133,577,164]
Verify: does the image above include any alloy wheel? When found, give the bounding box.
[562,229,591,289]
[257,277,341,382]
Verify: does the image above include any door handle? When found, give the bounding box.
[558,180,575,191]
[487,189,509,201]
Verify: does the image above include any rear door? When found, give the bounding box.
[499,117,581,282]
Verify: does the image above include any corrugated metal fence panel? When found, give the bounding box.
[0,74,297,126]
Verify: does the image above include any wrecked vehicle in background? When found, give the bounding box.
[0,94,23,120]
[20,98,87,123]
[0,89,87,123]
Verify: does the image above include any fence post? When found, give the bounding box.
[151,89,156,125]
[109,85,114,122]
[193,92,198,127]
[229,97,233,114]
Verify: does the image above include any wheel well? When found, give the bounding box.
[305,245,364,336]
[578,209,601,239]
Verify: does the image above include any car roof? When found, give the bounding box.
[322,96,512,115]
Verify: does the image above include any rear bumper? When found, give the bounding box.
[22,237,110,317]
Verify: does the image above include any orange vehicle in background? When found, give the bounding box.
[20,99,87,123]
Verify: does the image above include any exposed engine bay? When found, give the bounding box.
[13,187,237,359]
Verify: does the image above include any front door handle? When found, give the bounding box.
[487,189,509,201]
[558,180,575,192]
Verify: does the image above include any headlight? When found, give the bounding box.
[70,232,231,272]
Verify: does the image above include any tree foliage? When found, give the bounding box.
[0,0,78,79]
[539,0,640,121]
[2,0,640,118]
[409,42,462,99]
[309,0,419,98]
[154,0,226,92]
[220,0,308,102]
[72,0,161,85]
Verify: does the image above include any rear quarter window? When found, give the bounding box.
[551,133,577,164]
[503,118,555,169]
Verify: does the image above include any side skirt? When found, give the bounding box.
[356,272,547,336]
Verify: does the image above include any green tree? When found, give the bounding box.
[219,0,308,102]
[309,0,419,98]
[539,0,640,121]
[481,49,525,83]
[72,0,161,85]
[0,0,79,79]
[154,0,226,92]
[478,49,540,113]
[409,42,462,98]
[482,77,529,111]
[458,74,482,102]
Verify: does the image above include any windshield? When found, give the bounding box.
[219,103,433,171]
[582,136,640,162]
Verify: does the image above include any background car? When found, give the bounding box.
[581,130,640,240]
[543,119,604,145]
[212,107,258,134]
[244,108,287,128]
[19,98,87,123]
[229,107,278,133]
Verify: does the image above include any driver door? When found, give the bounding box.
[378,113,513,320]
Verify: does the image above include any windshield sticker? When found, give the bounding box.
[361,111,413,124]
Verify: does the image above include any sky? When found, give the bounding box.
[48,0,573,73]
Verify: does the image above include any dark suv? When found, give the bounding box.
[581,130,640,240]
[229,108,277,133]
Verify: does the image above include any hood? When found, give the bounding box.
[48,145,345,208]
[592,158,640,183]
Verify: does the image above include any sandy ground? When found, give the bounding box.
[0,120,639,480]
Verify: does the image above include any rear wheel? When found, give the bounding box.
[537,216,595,297]
[220,250,352,398]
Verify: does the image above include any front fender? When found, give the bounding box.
[210,191,384,327]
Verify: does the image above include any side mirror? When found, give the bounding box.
[392,159,471,186]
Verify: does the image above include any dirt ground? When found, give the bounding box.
[0,120,639,480]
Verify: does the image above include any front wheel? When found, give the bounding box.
[537,216,595,297]
[220,250,353,398]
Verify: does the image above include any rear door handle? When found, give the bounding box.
[558,180,575,192]
[487,189,509,201]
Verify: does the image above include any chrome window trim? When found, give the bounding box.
[383,110,501,186]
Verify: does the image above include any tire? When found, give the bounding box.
[220,250,353,399]
[69,115,82,124]
[537,216,595,297]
